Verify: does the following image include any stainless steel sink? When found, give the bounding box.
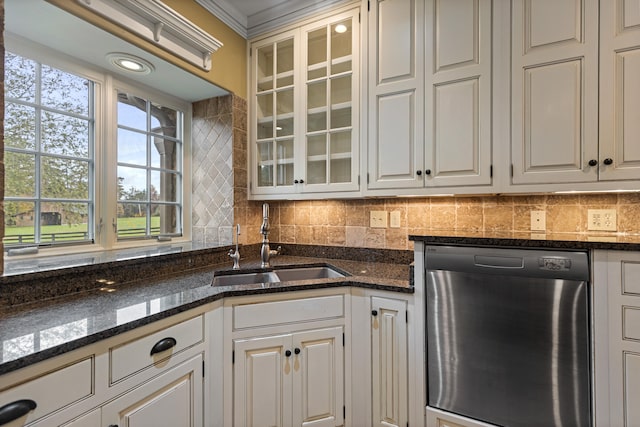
[274,266,345,281]
[211,271,279,286]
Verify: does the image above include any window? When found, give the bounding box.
[4,49,188,252]
[116,92,183,239]
[4,52,94,246]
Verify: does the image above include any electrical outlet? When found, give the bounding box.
[588,209,617,231]
[370,211,387,228]
[390,211,401,228]
[530,211,546,231]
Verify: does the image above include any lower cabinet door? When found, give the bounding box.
[102,354,203,427]
[292,327,344,427]
[233,328,345,427]
[371,297,408,427]
[233,334,292,427]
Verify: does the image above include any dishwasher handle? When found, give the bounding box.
[474,255,524,269]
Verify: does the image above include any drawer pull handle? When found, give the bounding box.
[0,399,37,424]
[150,337,177,356]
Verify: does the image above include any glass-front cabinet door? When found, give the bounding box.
[252,31,298,194]
[302,10,359,192]
[249,8,359,197]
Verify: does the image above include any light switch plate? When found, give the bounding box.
[530,211,546,231]
[390,211,401,228]
[588,209,617,231]
[370,211,387,228]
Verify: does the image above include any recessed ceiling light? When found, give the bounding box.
[335,24,348,33]
[106,52,155,75]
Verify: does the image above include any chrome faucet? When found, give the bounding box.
[260,203,280,268]
[228,224,241,269]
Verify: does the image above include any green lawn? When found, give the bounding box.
[4,217,161,243]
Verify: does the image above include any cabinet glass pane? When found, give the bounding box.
[257,93,273,139]
[276,39,294,87]
[276,89,294,137]
[308,28,327,80]
[331,19,352,75]
[307,135,327,185]
[330,131,351,183]
[276,139,294,186]
[330,75,352,128]
[257,141,273,187]
[308,81,327,132]
[257,45,274,91]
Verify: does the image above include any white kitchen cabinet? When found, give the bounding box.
[102,354,204,427]
[510,0,640,188]
[371,296,408,427]
[233,327,344,427]
[366,0,492,194]
[510,0,599,185]
[249,7,360,198]
[0,311,207,427]
[224,290,348,427]
[599,0,640,181]
[594,250,640,427]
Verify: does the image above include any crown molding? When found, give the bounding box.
[194,0,248,39]
[196,0,350,40]
[77,0,223,70]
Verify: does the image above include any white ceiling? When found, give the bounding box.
[196,0,350,39]
[5,0,228,102]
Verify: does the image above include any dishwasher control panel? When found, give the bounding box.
[538,257,572,271]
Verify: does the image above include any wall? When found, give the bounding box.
[0,0,4,275]
[45,0,248,98]
[236,194,640,250]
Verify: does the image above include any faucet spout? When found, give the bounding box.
[228,224,241,269]
[260,203,279,268]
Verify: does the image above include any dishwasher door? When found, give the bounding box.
[425,246,591,427]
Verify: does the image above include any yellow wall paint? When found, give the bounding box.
[45,0,247,98]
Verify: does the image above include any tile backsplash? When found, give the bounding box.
[237,194,640,250]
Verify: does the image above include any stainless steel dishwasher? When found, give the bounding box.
[425,245,591,427]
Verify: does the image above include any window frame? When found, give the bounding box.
[4,35,192,257]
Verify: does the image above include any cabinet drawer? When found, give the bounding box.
[233,294,344,330]
[0,357,93,425]
[110,316,203,384]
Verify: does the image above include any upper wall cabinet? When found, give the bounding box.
[366,0,493,195]
[510,0,640,188]
[249,7,361,199]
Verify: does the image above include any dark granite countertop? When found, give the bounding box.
[0,255,411,376]
[409,230,640,251]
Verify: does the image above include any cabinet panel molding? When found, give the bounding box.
[524,60,582,170]
[624,351,640,425]
[432,78,480,178]
[525,0,583,51]
[434,0,479,71]
[623,307,640,341]
[377,0,416,83]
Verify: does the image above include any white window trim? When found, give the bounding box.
[5,33,192,258]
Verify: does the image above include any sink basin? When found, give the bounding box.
[211,271,279,286]
[274,266,345,281]
[211,265,346,287]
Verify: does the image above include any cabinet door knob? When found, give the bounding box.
[0,399,37,425]
[588,159,598,166]
[603,158,613,165]
[299,179,304,184]
[371,310,378,316]
[425,169,432,175]
[285,350,292,357]
[150,337,177,356]
[294,347,301,355]
[416,170,422,176]
[294,179,299,184]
